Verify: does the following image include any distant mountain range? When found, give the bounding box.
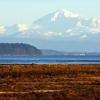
[1,9,100,38]
[0,43,100,56]
[0,9,100,51]
[41,49,67,55]
[41,49,100,56]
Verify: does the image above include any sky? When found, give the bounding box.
[0,0,100,51]
[0,0,100,25]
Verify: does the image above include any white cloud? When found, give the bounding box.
[17,24,29,32]
[76,21,82,27]
[63,9,79,18]
[42,32,62,37]
[0,26,5,33]
[90,28,100,33]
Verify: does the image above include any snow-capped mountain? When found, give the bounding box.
[0,9,100,39]
[32,9,100,38]
[0,9,100,51]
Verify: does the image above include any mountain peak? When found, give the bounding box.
[56,9,79,18]
[51,9,79,22]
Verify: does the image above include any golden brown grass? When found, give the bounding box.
[0,64,99,100]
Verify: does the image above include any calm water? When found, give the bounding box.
[0,55,100,64]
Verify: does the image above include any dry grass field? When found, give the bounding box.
[0,64,99,100]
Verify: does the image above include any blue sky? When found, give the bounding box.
[0,0,100,25]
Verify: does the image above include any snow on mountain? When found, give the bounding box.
[0,9,100,39]
[32,9,100,38]
[51,9,79,22]
[0,9,100,51]
[33,9,80,34]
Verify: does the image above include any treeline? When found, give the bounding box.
[0,43,42,55]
